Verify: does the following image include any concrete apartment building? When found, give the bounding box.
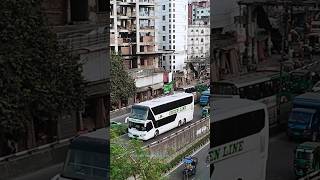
[155,0,188,72]
[110,0,169,103]
[188,0,210,25]
[42,0,109,139]
[187,24,210,60]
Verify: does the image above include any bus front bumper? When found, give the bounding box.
[128,132,149,141]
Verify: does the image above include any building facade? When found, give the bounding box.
[188,0,210,25]
[110,0,168,104]
[41,0,109,141]
[187,24,210,60]
[155,0,188,72]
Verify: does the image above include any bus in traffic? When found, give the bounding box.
[126,92,194,140]
[209,98,269,180]
[211,71,280,125]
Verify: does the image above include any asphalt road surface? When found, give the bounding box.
[267,132,299,180]
[168,143,210,180]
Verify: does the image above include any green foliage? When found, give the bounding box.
[111,52,136,105]
[110,124,128,139]
[0,0,84,139]
[111,139,167,180]
[195,84,208,93]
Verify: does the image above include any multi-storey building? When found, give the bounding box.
[155,0,188,72]
[110,0,168,103]
[42,0,109,139]
[187,24,210,61]
[188,0,210,25]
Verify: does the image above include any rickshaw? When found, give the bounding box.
[182,156,198,176]
[201,106,210,118]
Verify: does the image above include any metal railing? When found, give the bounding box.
[58,33,107,50]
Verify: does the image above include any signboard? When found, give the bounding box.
[208,140,245,164]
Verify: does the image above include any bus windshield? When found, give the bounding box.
[129,121,146,131]
[212,83,237,95]
[289,111,313,124]
[62,149,107,180]
[129,106,148,120]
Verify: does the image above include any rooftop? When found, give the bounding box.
[135,92,193,108]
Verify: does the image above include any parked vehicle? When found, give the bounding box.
[287,92,320,141]
[294,142,320,178]
[51,128,108,180]
[199,90,210,106]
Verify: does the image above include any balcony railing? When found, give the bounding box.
[58,33,107,50]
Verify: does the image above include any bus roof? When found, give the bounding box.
[135,92,193,108]
[212,98,266,123]
[215,71,279,87]
[298,142,320,150]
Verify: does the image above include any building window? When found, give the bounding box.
[173,25,175,28]
[169,30,171,33]
[163,46,166,50]
[201,30,204,34]
[169,14,171,18]
[173,19,175,22]
[169,56,171,59]
[201,38,203,42]
[163,5,165,10]
[163,36,166,41]
[191,30,193,32]
[173,14,175,18]
[169,45,171,49]
[70,0,88,21]
[163,26,166,31]
[169,3,171,7]
[169,9,171,12]
[163,66,166,69]
[173,61,175,63]
[163,16,165,21]
[163,56,166,61]
[173,35,175,39]
[97,0,107,12]
[169,24,171,28]
[173,55,175,59]
[173,45,175,49]
[173,65,175,69]
[173,3,175,7]
[169,35,171,39]
[173,8,175,12]
[196,30,198,32]
[173,30,175,32]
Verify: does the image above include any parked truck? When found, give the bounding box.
[294,142,320,178]
[287,92,320,141]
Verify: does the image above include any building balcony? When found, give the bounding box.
[139,0,154,6]
[139,26,155,31]
[58,32,107,50]
[120,46,133,55]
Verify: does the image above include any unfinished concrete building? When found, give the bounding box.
[110,0,169,104]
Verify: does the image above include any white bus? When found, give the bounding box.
[209,98,269,180]
[126,92,194,140]
[212,70,280,125]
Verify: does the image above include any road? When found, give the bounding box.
[168,143,209,180]
[167,132,300,180]
[267,133,299,180]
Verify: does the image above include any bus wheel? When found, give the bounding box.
[178,120,182,127]
[154,130,159,137]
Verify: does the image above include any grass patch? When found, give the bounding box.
[111,124,128,139]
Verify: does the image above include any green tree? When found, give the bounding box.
[111,52,136,108]
[0,0,84,151]
[111,139,167,180]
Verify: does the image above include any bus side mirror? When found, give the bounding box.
[125,117,128,123]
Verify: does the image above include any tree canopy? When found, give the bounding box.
[111,138,167,180]
[0,0,84,143]
[111,52,136,106]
